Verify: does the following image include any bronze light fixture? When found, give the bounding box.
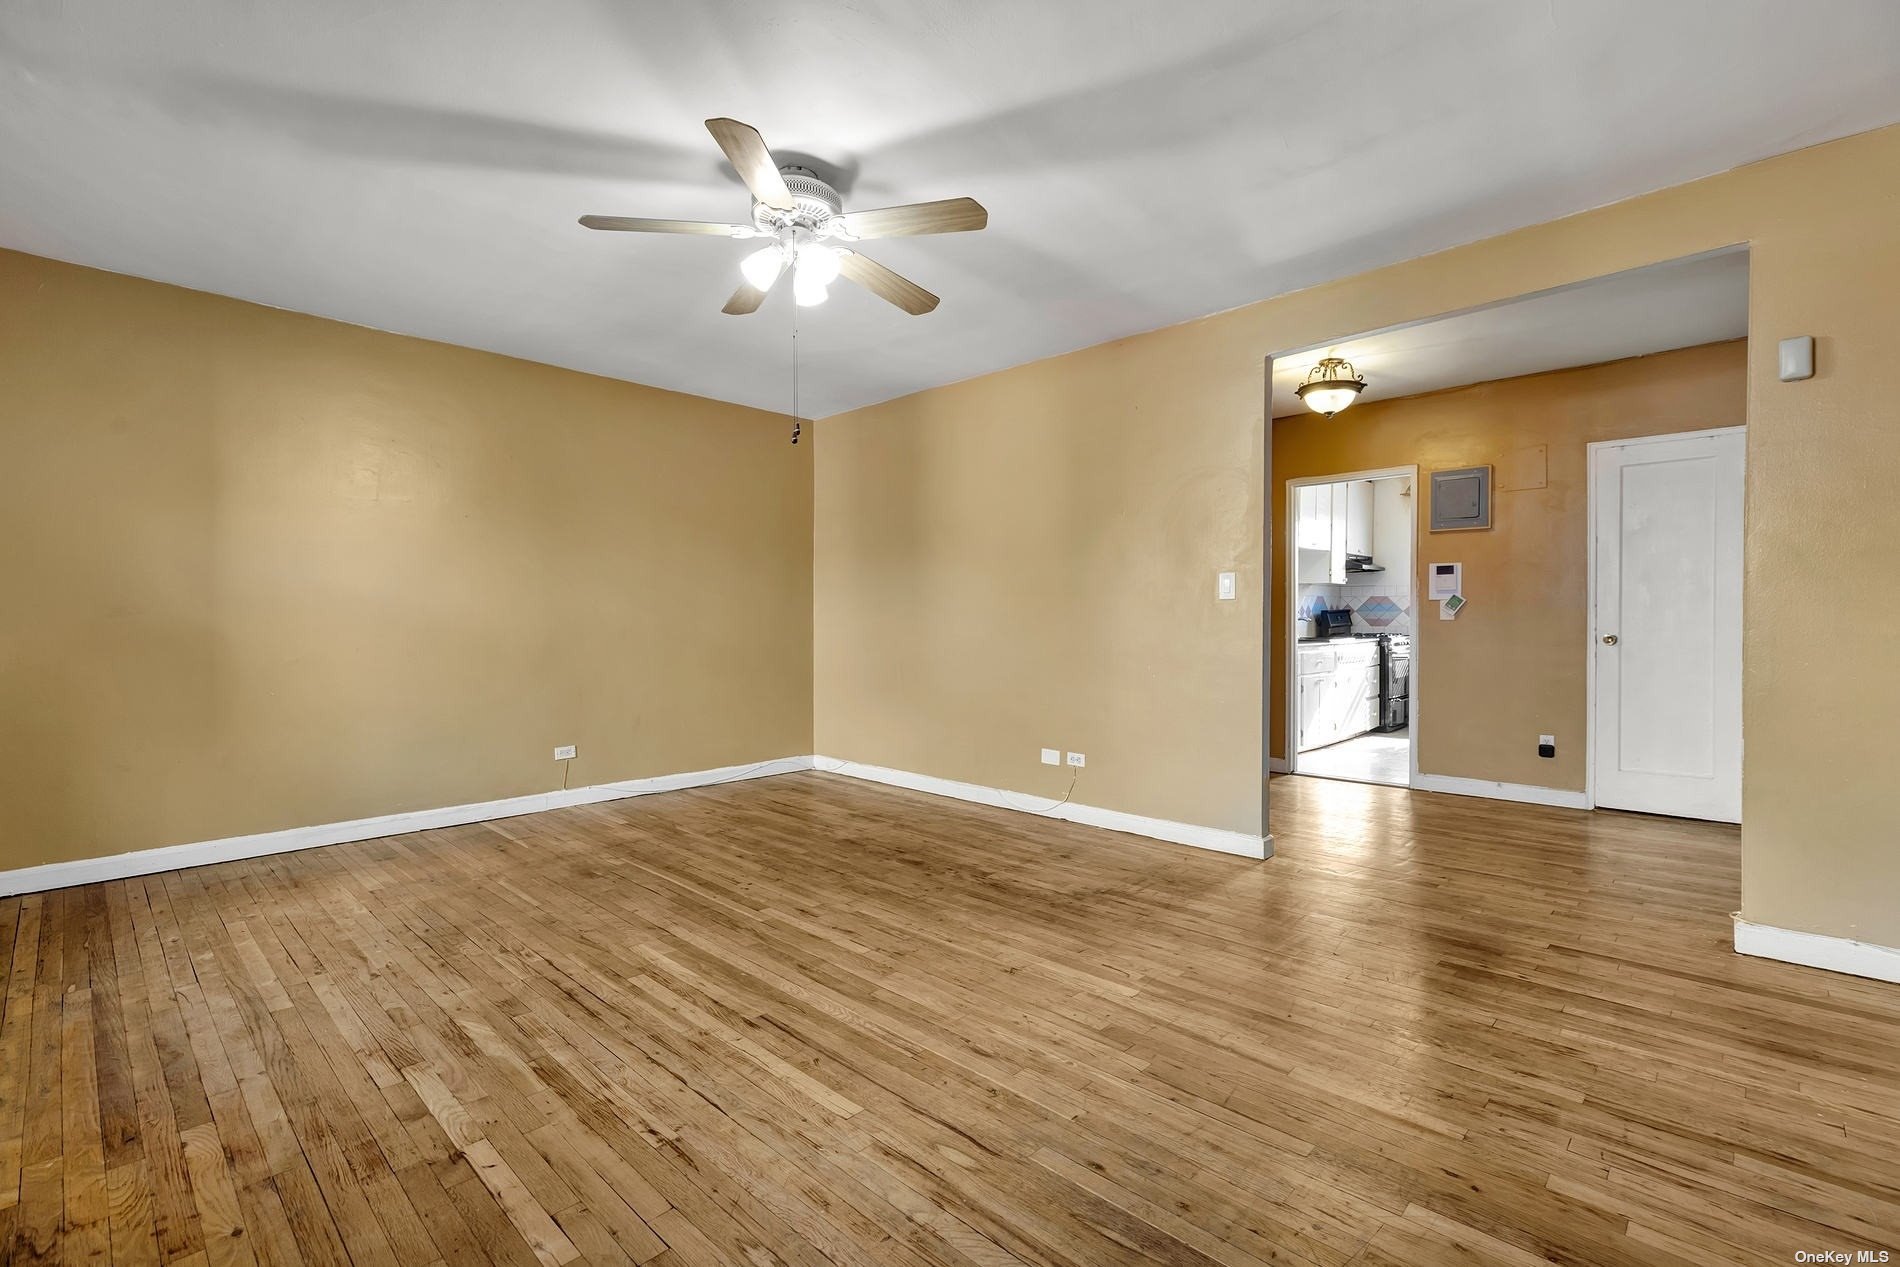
[1295,356,1368,417]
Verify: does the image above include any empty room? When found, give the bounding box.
[3,4,1899,1265]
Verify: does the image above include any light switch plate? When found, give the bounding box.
[1778,335,1814,382]
[1217,571,1237,601]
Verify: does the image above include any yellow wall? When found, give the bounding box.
[814,122,1900,946]
[0,249,813,872]
[814,317,1265,837]
[1271,340,1748,787]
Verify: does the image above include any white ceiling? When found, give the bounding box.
[2,3,1895,418]
[1270,249,1750,418]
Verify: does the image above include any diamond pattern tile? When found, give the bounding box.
[1355,595,1403,627]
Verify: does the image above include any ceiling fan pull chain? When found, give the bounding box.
[790,303,801,445]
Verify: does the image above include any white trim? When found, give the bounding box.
[813,757,1271,860]
[1585,424,1745,818]
[1283,464,1420,788]
[1734,918,1900,985]
[1267,757,1291,774]
[0,756,817,897]
[1587,423,1746,452]
[1410,772,1589,810]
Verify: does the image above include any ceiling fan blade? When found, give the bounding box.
[579,215,751,235]
[722,273,779,315]
[705,118,796,211]
[842,197,987,239]
[837,251,940,315]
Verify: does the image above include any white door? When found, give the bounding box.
[1591,429,1744,821]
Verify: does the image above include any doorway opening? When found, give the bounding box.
[1287,467,1417,787]
[1265,245,1750,820]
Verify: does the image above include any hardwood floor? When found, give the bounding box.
[2,771,1897,1266]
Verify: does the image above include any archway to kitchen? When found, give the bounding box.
[1265,247,1749,805]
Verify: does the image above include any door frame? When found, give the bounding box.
[1584,425,1746,816]
[1284,464,1420,785]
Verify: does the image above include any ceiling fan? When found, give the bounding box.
[580,118,986,316]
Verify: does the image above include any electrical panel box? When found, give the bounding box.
[1430,465,1492,532]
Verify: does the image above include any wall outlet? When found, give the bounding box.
[1040,748,1061,766]
[1537,735,1555,759]
[1217,571,1237,601]
[1066,751,1086,768]
[554,744,577,761]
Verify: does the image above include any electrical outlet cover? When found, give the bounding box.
[1066,752,1086,767]
[554,745,577,761]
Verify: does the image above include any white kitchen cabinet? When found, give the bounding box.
[1296,641,1381,752]
[1297,672,1329,752]
[1344,480,1373,557]
[1349,662,1379,733]
[1295,484,1330,549]
[1295,482,1349,583]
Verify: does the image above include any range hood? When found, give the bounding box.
[1346,552,1385,573]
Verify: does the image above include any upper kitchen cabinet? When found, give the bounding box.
[1296,483,1347,583]
[1296,483,1331,550]
[1297,480,1366,584]
[1344,480,1373,557]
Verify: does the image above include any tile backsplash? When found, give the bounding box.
[1298,575,1412,635]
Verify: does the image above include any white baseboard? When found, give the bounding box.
[1733,917,1900,985]
[0,756,816,898]
[813,756,1270,859]
[1410,772,1590,810]
[1267,757,1291,774]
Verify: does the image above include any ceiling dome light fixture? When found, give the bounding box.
[1295,356,1368,417]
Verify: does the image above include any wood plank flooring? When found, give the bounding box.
[2,770,1897,1265]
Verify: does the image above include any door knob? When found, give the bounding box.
[1601,634,1618,646]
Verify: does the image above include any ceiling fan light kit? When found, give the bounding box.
[1295,356,1368,417]
[739,245,787,290]
[579,117,987,317]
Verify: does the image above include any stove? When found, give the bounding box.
[1377,633,1411,732]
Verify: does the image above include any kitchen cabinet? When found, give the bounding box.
[1295,484,1331,550]
[1296,482,1349,583]
[1296,641,1381,752]
[1298,669,1330,750]
[1344,479,1373,557]
[1297,479,1376,584]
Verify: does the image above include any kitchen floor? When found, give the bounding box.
[1299,723,1410,786]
